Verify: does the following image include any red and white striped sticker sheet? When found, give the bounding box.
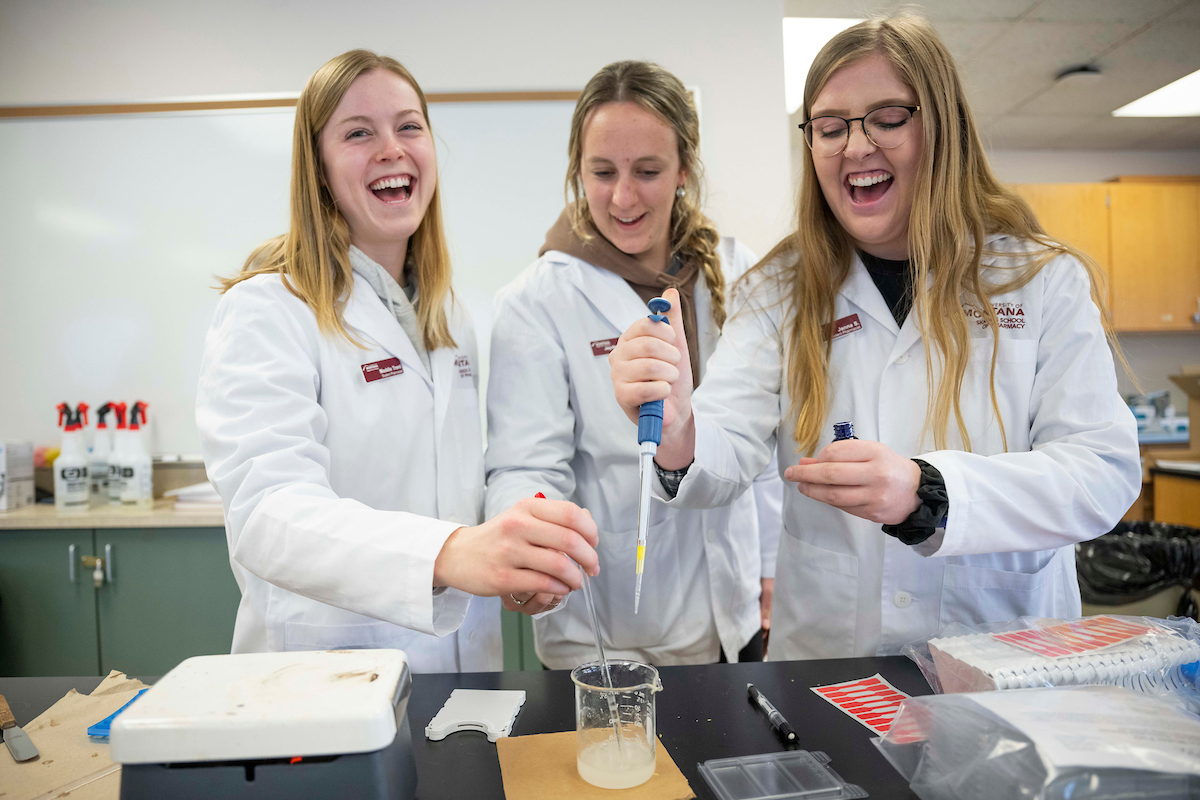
[989,616,1156,659]
[811,673,911,735]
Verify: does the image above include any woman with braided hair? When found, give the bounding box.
[485,60,782,668]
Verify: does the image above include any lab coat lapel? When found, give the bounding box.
[562,258,648,336]
[838,253,900,337]
[343,275,433,386]
[430,344,455,448]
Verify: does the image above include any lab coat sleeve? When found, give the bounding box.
[665,273,785,511]
[918,255,1140,557]
[196,278,469,637]
[722,239,783,580]
[753,449,783,580]
[484,277,577,519]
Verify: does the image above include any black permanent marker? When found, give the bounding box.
[747,683,797,742]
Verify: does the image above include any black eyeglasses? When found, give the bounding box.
[799,106,921,157]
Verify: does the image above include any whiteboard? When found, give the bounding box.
[0,101,574,453]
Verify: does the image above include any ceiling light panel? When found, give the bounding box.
[1112,68,1200,116]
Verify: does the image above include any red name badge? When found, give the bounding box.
[830,314,862,340]
[361,357,404,383]
[590,337,619,356]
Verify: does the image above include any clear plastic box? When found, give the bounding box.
[698,750,867,800]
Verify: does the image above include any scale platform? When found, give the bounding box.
[110,649,416,800]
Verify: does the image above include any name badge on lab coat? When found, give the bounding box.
[361,357,404,383]
[830,314,862,340]
[590,337,619,356]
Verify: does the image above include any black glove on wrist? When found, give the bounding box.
[881,459,948,546]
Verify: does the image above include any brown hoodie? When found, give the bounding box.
[540,209,702,385]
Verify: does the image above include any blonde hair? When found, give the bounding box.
[763,12,1121,456]
[565,61,727,328]
[221,49,456,350]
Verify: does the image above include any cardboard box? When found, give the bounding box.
[0,441,35,511]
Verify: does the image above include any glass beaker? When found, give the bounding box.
[572,660,663,790]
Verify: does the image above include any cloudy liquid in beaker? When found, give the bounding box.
[576,735,655,789]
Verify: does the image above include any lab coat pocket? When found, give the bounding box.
[939,555,1065,629]
[776,537,859,659]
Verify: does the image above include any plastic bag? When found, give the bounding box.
[874,685,1200,800]
[1077,520,1200,619]
[903,614,1200,711]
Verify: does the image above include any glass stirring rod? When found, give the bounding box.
[533,492,622,749]
[634,297,671,614]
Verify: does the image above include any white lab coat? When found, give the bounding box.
[485,238,782,668]
[196,268,501,673]
[662,234,1140,661]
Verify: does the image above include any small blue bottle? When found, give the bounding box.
[832,421,857,441]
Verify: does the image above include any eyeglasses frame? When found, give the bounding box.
[798,105,921,157]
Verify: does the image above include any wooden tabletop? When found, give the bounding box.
[0,499,223,530]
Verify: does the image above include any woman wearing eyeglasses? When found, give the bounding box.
[607,14,1139,660]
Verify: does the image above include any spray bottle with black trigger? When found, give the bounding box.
[90,402,114,507]
[121,401,153,509]
[55,402,90,512]
[108,402,128,505]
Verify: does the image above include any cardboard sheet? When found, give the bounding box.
[0,671,148,800]
[497,730,694,800]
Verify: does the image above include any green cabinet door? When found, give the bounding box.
[95,527,241,676]
[500,608,542,671]
[0,529,99,676]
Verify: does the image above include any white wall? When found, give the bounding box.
[0,0,793,453]
[0,0,792,259]
[988,149,1200,184]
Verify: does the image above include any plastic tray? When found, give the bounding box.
[698,750,868,800]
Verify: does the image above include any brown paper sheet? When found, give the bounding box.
[497,731,694,800]
[0,671,148,800]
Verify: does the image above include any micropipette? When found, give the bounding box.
[634,296,671,615]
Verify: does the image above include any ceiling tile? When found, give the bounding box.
[963,20,1139,112]
[885,0,1038,21]
[1029,0,1189,23]
[977,114,1090,148]
[783,0,886,17]
[1162,0,1200,22]
[1049,115,1188,148]
[783,0,1038,21]
[1017,22,1200,114]
[1140,118,1200,147]
[935,21,1014,59]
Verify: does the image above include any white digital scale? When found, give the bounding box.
[110,649,416,799]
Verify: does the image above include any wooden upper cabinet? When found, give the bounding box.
[1012,181,1200,332]
[1011,183,1113,311]
[1109,183,1200,332]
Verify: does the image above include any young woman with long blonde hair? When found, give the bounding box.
[485,61,781,667]
[609,16,1139,660]
[197,49,598,673]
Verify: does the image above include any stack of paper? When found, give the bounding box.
[929,616,1200,694]
[164,482,222,510]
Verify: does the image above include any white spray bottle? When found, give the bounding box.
[90,402,114,507]
[54,402,90,513]
[121,400,153,509]
[108,402,128,505]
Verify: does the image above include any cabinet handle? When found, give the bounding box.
[68,544,76,583]
[104,543,113,584]
[1192,298,1199,326]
